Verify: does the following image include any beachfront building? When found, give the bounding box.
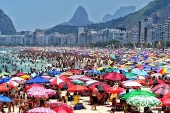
[164,17,170,41]
[139,18,153,43]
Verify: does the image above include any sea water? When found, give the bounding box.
[0,47,49,74]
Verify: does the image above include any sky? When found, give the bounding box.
[0,0,153,31]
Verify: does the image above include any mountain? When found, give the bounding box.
[47,0,170,34]
[61,6,94,26]
[0,9,16,35]
[102,6,136,22]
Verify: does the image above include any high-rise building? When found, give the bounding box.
[139,18,153,43]
[164,17,170,41]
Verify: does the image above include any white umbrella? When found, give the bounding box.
[10,77,24,82]
[86,80,98,86]
[123,81,142,87]
[150,73,162,78]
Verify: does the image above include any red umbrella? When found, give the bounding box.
[88,82,109,92]
[102,72,126,81]
[149,79,164,85]
[53,107,73,113]
[0,82,16,88]
[160,97,170,106]
[50,77,64,85]
[13,72,25,76]
[106,86,125,94]
[151,83,167,91]
[58,81,75,89]
[163,92,170,98]
[69,70,82,75]
[59,76,69,81]
[0,86,9,92]
[67,85,88,92]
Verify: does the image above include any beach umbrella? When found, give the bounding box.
[46,102,73,110]
[10,77,24,82]
[78,76,92,82]
[126,96,161,107]
[164,92,170,98]
[72,79,84,85]
[61,72,73,76]
[87,69,101,74]
[26,84,44,91]
[53,107,73,113]
[27,86,45,92]
[123,72,137,80]
[119,89,136,97]
[59,76,69,81]
[0,72,10,76]
[58,81,75,90]
[123,81,142,87]
[85,80,98,86]
[0,77,11,84]
[13,72,25,76]
[135,80,147,86]
[102,72,126,81]
[121,90,156,100]
[151,73,162,78]
[27,91,48,98]
[149,79,164,85]
[44,89,56,96]
[151,84,170,95]
[88,82,109,92]
[26,76,50,84]
[106,86,125,94]
[50,77,64,85]
[69,69,82,75]
[0,95,13,102]
[67,85,88,92]
[68,75,83,80]
[27,107,56,113]
[41,76,52,80]
[0,81,17,88]
[0,86,9,92]
[160,97,170,106]
[20,75,30,80]
[158,67,168,74]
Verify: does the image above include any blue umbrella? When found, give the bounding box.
[119,89,136,97]
[26,76,50,84]
[0,95,13,102]
[0,78,11,84]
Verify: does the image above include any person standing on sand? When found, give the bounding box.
[91,85,99,110]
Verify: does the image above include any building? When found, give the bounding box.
[164,17,170,41]
[139,18,153,43]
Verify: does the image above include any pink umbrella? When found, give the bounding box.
[27,86,45,92]
[27,91,48,98]
[46,102,73,111]
[78,76,92,82]
[68,75,82,80]
[44,89,56,96]
[27,107,56,113]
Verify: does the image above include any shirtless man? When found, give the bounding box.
[91,85,99,110]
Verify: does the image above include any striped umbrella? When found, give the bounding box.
[151,84,170,95]
[27,91,48,98]
[27,107,56,113]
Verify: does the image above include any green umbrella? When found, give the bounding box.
[124,72,137,79]
[73,79,84,85]
[0,72,10,76]
[126,96,161,107]
[122,90,156,100]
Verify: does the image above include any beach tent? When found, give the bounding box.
[26,76,50,84]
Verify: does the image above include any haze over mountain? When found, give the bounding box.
[0,9,16,35]
[47,0,170,34]
[102,6,136,22]
[61,6,93,26]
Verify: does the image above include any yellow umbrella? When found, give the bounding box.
[20,75,30,80]
[97,67,103,71]
[61,72,73,76]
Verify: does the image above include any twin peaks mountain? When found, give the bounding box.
[0,9,16,35]
[61,6,94,26]
[102,6,136,22]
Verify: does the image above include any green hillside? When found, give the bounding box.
[46,0,170,34]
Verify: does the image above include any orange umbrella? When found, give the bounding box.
[106,86,125,94]
[67,85,88,92]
